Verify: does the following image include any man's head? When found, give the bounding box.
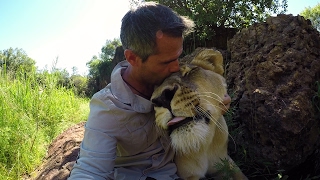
[120,2,194,62]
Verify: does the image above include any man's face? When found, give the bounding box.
[139,34,183,86]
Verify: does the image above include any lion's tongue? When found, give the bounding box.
[167,117,186,126]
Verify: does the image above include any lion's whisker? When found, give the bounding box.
[197,93,223,103]
[195,105,222,130]
[199,97,227,114]
[195,104,236,146]
[198,91,223,99]
[201,103,237,149]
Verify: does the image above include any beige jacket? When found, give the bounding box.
[69,61,179,180]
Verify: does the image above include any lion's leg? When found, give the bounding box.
[175,153,208,180]
[207,117,248,180]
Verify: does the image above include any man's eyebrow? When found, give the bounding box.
[164,52,182,64]
[163,58,179,64]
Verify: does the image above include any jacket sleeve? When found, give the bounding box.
[68,93,118,180]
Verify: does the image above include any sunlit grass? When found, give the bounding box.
[0,69,89,179]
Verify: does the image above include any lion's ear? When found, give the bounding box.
[190,49,224,75]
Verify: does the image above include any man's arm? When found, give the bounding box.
[68,94,117,180]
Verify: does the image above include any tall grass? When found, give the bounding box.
[0,68,89,179]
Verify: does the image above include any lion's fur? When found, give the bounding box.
[151,49,247,180]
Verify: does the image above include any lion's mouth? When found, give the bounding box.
[167,116,187,126]
[168,116,193,134]
[167,114,210,135]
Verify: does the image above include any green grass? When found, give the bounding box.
[0,69,89,180]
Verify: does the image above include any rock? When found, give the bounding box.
[227,14,320,178]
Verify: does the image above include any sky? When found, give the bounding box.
[0,0,319,75]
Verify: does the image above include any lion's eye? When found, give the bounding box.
[180,66,190,76]
[151,86,178,110]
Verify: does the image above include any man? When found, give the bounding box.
[69,2,230,180]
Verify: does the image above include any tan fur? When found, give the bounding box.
[151,49,247,180]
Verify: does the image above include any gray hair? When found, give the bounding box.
[120,2,194,62]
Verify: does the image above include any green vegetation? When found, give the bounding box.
[301,3,320,31]
[0,48,36,74]
[140,0,288,53]
[0,66,89,179]
[213,158,241,180]
[138,0,287,29]
[0,48,92,98]
[86,38,122,96]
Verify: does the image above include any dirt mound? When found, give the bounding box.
[227,14,320,178]
[26,122,85,180]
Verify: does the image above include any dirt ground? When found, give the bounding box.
[25,122,85,180]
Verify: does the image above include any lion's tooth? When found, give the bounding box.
[167,116,186,126]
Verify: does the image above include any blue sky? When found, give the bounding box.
[0,0,319,75]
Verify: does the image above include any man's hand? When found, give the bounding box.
[221,94,231,115]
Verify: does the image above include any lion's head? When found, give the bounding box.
[151,49,227,154]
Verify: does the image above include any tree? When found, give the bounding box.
[132,0,287,52]
[301,3,320,31]
[52,68,71,88]
[70,74,88,97]
[0,47,36,74]
[142,0,287,28]
[86,38,122,96]
[101,38,121,61]
[71,66,79,76]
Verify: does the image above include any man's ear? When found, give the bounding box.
[124,49,142,67]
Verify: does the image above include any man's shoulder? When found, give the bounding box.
[92,85,112,100]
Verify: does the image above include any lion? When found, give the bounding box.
[151,49,247,180]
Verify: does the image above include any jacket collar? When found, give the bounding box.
[111,61,153,113]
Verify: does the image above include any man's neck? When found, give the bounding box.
[122,67,152,99]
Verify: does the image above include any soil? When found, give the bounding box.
[24,122,85,180]
[227,14,320,178]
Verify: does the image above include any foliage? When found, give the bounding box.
[132,0,287,53]
[213,158,239,180]
[70,74,89,97]
[101,39,122,60]
[0,47,36,75]
[86,56,113,96]
[0,66,89,179]
[142,0,287,28]
[86,38,121,96]
[301,3,320,31]
[0,48,90,98]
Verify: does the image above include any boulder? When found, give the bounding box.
[227,14,320,178]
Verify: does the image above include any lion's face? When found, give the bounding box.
[151,49,227,154]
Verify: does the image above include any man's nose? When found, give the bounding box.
[169,59,180,73]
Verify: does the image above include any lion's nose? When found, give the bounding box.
[152,85,178,110]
